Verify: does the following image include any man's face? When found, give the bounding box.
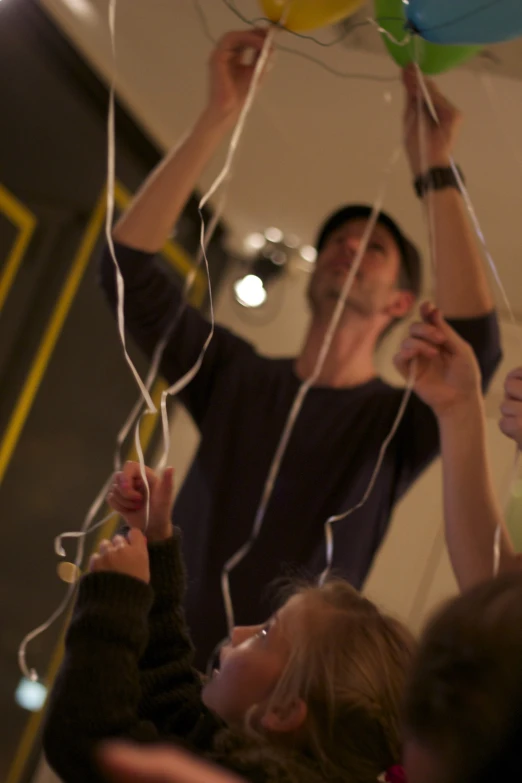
[308,218,410,321]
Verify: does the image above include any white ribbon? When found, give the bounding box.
[221,134,407,633]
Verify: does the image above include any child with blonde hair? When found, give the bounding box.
[44,462,414,783]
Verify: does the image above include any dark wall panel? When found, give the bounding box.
[0,2,229,780]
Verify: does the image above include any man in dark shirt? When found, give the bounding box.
[101,30,501,667]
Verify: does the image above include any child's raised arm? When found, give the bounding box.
[394,303,516,591]
[43,529,158,782]
[109,465,223,736]
[43,467,222,783]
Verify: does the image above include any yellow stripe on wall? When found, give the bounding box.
[0,183,207,488]
[0,184,37,314]
[4,183,209,783]
[0,191,106,487]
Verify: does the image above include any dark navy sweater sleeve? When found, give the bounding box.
[394,310,502,499]
[99,242,252,428]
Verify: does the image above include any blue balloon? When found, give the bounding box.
[406,0,522,45]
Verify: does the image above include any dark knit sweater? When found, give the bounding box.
[43,534,323,783]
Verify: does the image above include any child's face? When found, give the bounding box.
[202,594,307,727]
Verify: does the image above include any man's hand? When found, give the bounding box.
[499,368,522,449]
[89,529,150,584]
[108,463,175,543]
[205,29,271,127]
[394,302,481,417]
[403,64,462,177]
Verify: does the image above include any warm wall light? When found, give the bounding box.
[235,227,292,310]
[15,677,47,712]
[300,245,317,263]
[265,227,284,243]
[234,274,267,308]
[61,0,97,22]
[284,234,300,249]
[244,233,266,251]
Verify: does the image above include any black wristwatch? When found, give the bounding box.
[414,165,464,199]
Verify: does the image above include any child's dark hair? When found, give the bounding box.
[404,572,522,783]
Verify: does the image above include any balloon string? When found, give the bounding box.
[54,513,115,551]
[18,202,221,679]
[20,0,146,679]
[276,43,398,81]
[104,0,156,414]
[156,189,228,471]
[115,187,226,474]
[367,16,412,47]
[19,473,117,681]
[319,362,417,585]
[221,0,364,47]
[104,0,151,532]
[156,26,274,470]
[19,582,76,683]
[413,48,437,283]
[449,167,516,321]
[201,28,275,210]
[221,0,406,49]
[414,69,521,581]
[195,1,398,83]
[18,25,273,678]
[20,414,154,678]
[221,135,406,633]
[415,70,518,329]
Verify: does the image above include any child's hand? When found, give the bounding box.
[89,529,150,584]
[100,742,245,783]
[108,463,175,543]
[394,302,481,418]
[499,368,522,449]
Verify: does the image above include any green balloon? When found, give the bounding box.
[374,0,481,74]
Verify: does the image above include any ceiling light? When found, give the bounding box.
[284,234,300,249]
[15,678,47,712]
[244,233,266,251]
[265,227,284,244]
[268,249,287,266]
[234,275,267,309]
[300,245,317,263]
[61,0,97,22]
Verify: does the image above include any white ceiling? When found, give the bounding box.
[41,0,522,319]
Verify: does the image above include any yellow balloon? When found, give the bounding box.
[259,0,364,32]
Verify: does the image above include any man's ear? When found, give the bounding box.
[260,699,307,734]
[387,289,416,320]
